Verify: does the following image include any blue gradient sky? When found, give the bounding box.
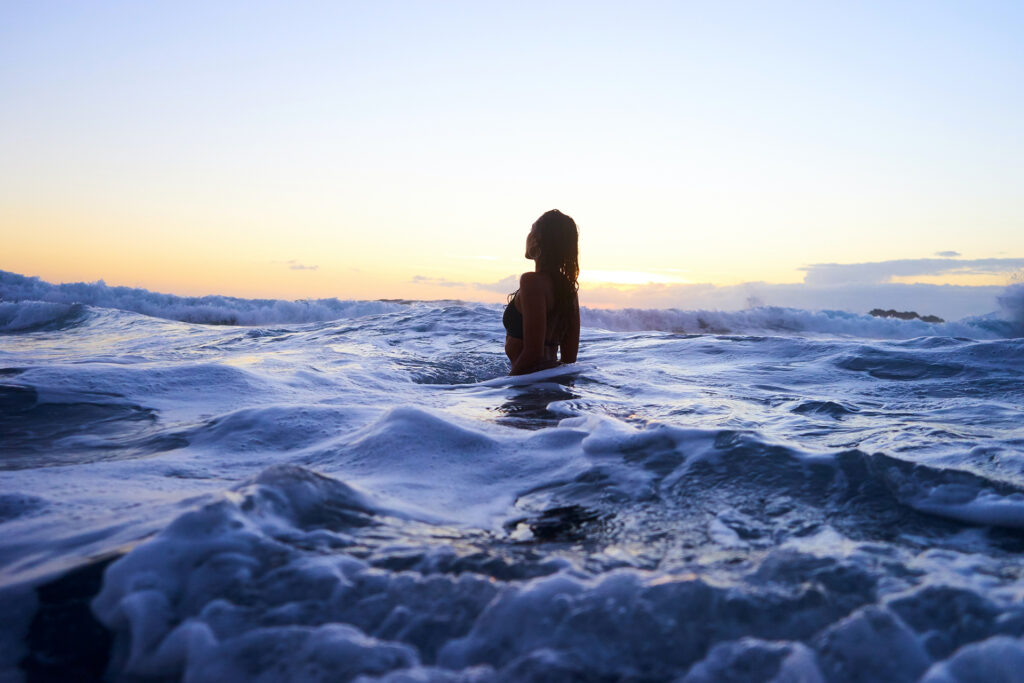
[2,1,1022,304]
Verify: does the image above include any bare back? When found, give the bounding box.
[505,271,579,375]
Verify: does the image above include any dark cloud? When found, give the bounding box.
[800,257,1024,285]
[411,275,465,288]
[934,251,961,258]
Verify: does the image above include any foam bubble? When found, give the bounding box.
[921,635,1024,683]
[681,638,824,683]
[814,606,931,681]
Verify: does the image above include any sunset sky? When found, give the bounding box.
[2,1,1022,310]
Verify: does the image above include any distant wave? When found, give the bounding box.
[0,270,404,327]
[580,305,1017,339]
[0,301,87,333]
[998,283,1024,335]
[3,270,1022,338]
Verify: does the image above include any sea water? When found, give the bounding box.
[2,270,1024,682]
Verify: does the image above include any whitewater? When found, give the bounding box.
[2,269,1024,682]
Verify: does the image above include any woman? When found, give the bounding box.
[504,209,580,375]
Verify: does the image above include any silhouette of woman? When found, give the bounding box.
[503,210,580,375]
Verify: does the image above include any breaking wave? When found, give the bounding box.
[2,269,1022,338]
[0,270,403,327]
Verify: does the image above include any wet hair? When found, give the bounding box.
[510,209,579,339]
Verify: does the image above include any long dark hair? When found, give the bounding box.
[510,209,579,339]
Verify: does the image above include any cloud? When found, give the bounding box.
[473,275,519,293]
[579,280,1005,321]
[576,256,1024,319]
[414,258,1023,320]
[411,275,465,288]
[276,259,318,271]
[800,257,1024,285]
[935,250,961,258]
[411,273,519,292]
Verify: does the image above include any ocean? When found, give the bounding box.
[2,269,1024,682]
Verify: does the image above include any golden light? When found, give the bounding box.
[579,270,691,286]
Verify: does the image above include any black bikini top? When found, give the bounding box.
[502,299,523,338]
[503,298,559,346]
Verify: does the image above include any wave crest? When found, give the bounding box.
[581,304,1014,339]
[4,269,1022,338]
[1,270,403,326]
[0,301,86,333]
[997,283,1024,336]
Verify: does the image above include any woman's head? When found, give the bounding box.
[527,209,579,292]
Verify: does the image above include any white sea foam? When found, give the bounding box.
[580,304,1012,339]
[4,271,1024,681]
[997,283,1024,335]
[921,636,1024,683]
[0,301,83,333]
[0,270,403,326]
[4,269,1022,338]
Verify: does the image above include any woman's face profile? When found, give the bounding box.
[525,224,540,260]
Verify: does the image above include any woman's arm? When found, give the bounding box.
[559,294,580,364]
[509,273,547,375]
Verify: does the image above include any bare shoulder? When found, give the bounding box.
[518,271,545,292]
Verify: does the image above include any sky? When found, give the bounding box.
[2,1,1022,315]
